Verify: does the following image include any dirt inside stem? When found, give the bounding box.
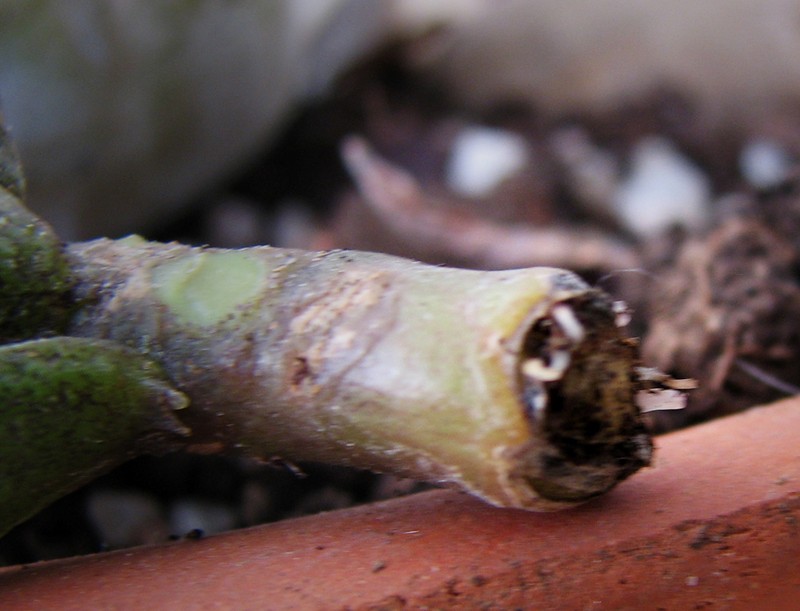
[517,292,653,502]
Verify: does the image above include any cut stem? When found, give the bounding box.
[67,238,652,510]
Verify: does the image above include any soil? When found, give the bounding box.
[4,36,800,565]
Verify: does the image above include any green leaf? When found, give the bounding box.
[0,337,189,537]
[0,110,73,341]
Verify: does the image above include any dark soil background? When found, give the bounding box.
[5,37,800,566]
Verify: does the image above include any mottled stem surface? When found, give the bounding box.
[67,238,652,511]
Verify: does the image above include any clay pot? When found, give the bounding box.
[1,396,798,609]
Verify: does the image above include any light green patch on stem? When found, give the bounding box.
[151,250,268,327]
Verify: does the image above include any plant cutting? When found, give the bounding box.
[0,110,676,539]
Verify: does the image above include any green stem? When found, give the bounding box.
[67,237,652,511]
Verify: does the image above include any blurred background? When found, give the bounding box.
[4,0,800,563]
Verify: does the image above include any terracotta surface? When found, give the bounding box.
[1,397,799,610]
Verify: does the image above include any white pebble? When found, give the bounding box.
[169,500,237,536]
[446,125,530,197]
[613,137,710,237]
[740,139,792,189]
[87,490,166,548]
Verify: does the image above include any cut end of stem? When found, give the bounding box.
[513,291,654,504]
